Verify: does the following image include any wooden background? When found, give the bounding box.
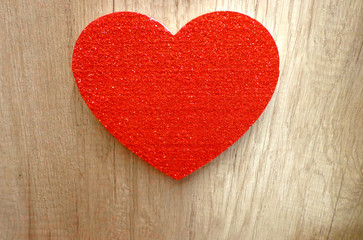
[1,0,362,239]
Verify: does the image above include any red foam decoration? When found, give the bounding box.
[72,11,279,180]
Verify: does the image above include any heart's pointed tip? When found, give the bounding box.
[171,176,184,180]
[164,172,191,180]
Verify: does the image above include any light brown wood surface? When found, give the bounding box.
[1,0,362,239]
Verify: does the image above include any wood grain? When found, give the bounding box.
[0,0,362,239]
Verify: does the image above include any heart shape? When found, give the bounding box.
[72,11,279,179]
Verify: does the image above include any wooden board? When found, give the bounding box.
[0,0,362,239]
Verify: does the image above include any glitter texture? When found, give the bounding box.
[72,11,279,180]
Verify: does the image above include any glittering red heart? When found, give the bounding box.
[72,11,279,180]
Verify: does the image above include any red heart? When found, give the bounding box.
[72,11,279,180]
